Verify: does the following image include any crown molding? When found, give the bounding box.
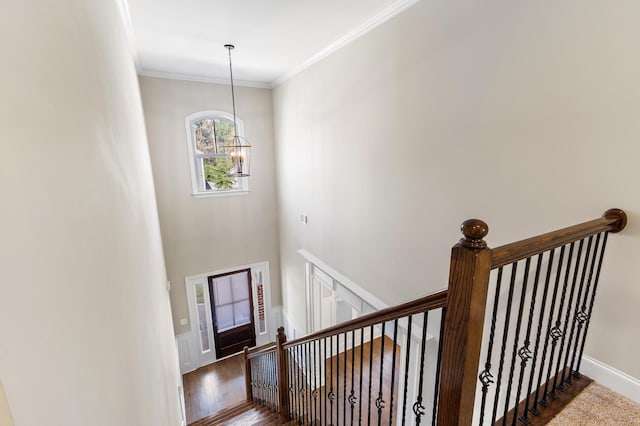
[270,0,421,87]
[137,69,272,89]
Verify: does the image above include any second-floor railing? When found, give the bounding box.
[281,290,448,425]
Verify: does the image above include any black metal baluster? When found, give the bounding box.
[257,356,262,404]
[502,258,532,424]
[389,319,398,426]
[265,354,270,408]
[292,348,297,419]
[262,354,266,407]
[297,345,305,424]
[478,267,504,426]
[344,332,348,426]
[303,345,307,424]
[298,346,302,423]
[330,335,334,425]
[550,242,575,397]
[376,322,386,425]
[336,334,340,426]
[273,352,277,410]
[432,308,446,426]
[259,355,263,406]
[359,327,365,426]
[250,358,255,403]
[561,237,592,386]
[350,329,356,426]
[324,337,328,425]
[516,255,543,425]
[570,234,601,378]
[368,324,374,426]
[540,245,569,403]
[527,251,555,417]
[307,342,315,424]
[401,315,413,426]
[307,342,312,425]
[269,354,272,406]
[529,249,557,416]
[297,345,302,423]
[262,355,266,405]
[263,354,267,408]
[575,233,608,374]
[549,242,577,397]
[413,312,429,426]
[313,340,318,425]
[253,357,258,405]
[491,262,519,425]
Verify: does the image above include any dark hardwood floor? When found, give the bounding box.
[289,335,400,425]
[183,353,246,424]
[183,336,400,425]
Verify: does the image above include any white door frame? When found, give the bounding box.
[185,261,273,369]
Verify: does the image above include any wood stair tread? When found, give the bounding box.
[188,401,295,426]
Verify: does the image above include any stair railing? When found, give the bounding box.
[241,208,626,425]
[244,343,279,412]
[436,208,627,425]
[280,290,448,425]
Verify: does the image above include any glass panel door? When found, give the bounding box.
[208,269,256,358]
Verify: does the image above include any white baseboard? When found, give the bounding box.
[581,356,640,403]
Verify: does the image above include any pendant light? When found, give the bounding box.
[221,44,251,177]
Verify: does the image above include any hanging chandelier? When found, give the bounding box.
[221,44,251,177]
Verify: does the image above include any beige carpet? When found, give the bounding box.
[548,382,640,425]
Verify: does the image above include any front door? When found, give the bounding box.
[208,269,256,359]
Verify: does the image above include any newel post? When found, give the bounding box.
[276,327,289,419]
[243,346,252,402]
[437,219,493,426]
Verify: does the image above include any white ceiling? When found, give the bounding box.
[124,0,419,87]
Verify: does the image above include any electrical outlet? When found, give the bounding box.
[180,318,188,326]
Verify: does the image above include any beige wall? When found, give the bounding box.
[139,76,281,335]
[0,1,182,425]
[0,381,14,426]
[273,0,640,378]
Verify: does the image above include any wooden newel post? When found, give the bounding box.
[437,219,493,426]
[276,326,289,419]
[243,346,252,402]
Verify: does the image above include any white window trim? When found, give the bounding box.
[184,110,249,197]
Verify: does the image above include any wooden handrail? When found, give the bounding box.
[491,208,627,269]
[282,289,448,349]
[246,344,277,360]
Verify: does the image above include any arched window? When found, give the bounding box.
[185,110,249,196]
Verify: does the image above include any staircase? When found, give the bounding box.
[189,209,627,425]
[188,401,299,426]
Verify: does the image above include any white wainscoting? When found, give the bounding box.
[176,332,198,375]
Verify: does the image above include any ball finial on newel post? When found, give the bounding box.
[459,219,489,249]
